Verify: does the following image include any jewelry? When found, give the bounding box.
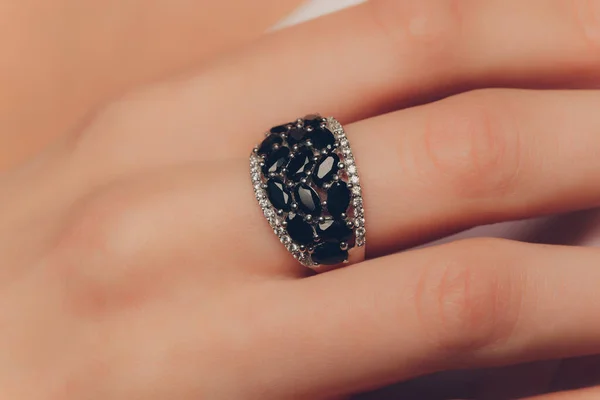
[250,115,366,271]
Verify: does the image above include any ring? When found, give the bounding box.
[250,115,366,271]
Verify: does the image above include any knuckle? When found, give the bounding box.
[370,0,462,62]
[55,187,145,264]
[415,238,523,354]
[421,91,522,200]
[48,186,158,317]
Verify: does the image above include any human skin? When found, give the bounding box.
[0,0,303,170]
[2,0,600,399]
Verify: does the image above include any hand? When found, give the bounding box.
[2,1,600,399]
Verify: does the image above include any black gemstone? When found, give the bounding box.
[304,115,325,129]
[287,127,308,146]
[257,134,283,156]
[266,178,292,211]
[287,147,314,181]
[308,127,336,150]
[286,213,314,245]
[270,123,290,135]
[327,181,351,217]
[313,153,340,186]
[317,219,353,242]
[263,147,290,175]
[312,242,348,265]
[294,184,322,216]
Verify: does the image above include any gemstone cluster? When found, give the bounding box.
[250,116,366,268]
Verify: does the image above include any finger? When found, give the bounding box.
[525,386,600,399]
[262,239,600,398]
[349,89,600,256]
[0,0,302,170]
[65,89,600,276]
[79,0,600,172]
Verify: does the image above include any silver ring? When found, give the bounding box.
[250,115,366,272]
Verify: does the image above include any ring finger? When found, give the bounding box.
[67,89,600,276]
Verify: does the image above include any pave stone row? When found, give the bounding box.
[326,117,366,248]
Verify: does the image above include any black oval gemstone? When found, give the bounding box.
[287,147,314,181]
[309,127,336,150]
[313,153,340,187]
[270,123,290,135]
[317,219,353,242]
[327,181,351,217]
[286,213,314,245]
[287,127,308,146]
[263,147,290,176]
[312,242,348,265]
[304,115,325,129]
[266,178,291,211]
[294,184,322,216]
[257,134,283,156]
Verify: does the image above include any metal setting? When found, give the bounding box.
[250,116,366,271]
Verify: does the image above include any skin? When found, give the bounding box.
[0,0,303,170]
[2,0,600,398]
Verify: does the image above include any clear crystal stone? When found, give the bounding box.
[280,235,291,244]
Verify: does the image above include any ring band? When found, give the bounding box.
[250,115,366,271]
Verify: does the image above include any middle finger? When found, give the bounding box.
[78,0,600,175]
